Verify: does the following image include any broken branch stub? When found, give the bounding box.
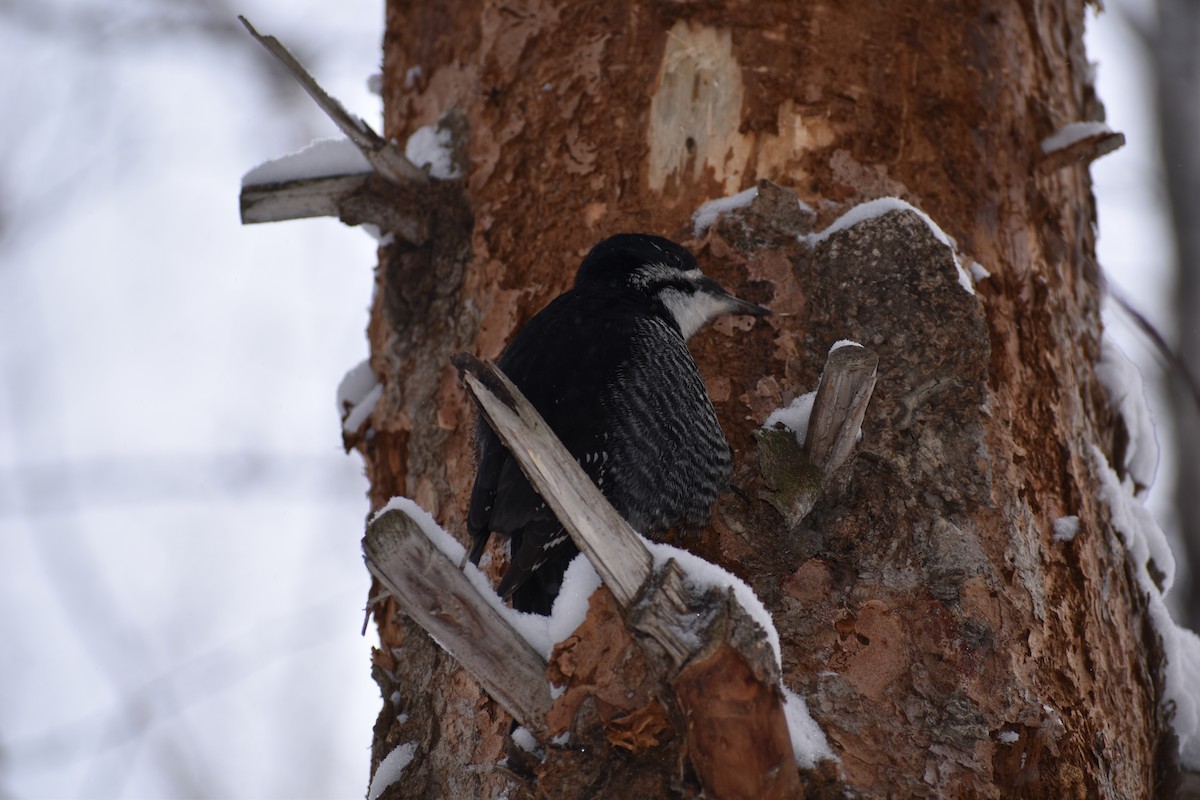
[1039,129,1125,173]
[623,558,700,668]
[362,508,551,738]
[803,344,879,478]
[240,174,371,225]
[760,343,878,530]
[236,18,456,239]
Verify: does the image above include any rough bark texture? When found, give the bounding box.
[353,1,1178,797]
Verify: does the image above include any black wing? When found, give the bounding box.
[465,287,654,609]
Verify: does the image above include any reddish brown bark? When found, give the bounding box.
[355,1,1178,797]
[674,641,800,800]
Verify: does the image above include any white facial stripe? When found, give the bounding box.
[631,261,703,286]
[631,262,680,288]
[659,288,736,339]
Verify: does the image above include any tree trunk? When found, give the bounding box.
[356,1,1180,796]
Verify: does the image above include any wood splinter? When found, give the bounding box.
[450,352,662,617]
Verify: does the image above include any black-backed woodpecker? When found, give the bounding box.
[466,233,769,614]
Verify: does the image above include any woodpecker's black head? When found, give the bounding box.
[576,233,770,338]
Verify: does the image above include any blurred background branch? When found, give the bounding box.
[1,1,381,797]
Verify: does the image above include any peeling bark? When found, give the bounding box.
[352,1,1180,797]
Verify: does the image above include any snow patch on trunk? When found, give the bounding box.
[1052,515,1080,543]
[404,124,460,180]
[337,360,381,432]
[367,742,417,800]
[782,687,836,767]
[692,186,759,236]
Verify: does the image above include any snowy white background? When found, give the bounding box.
[0,2,1182,798]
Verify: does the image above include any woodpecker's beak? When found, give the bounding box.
[719,292,771,319]
[698,276,770,319]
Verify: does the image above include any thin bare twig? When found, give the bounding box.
[1109,285,1200,415]
[237,15,426,186]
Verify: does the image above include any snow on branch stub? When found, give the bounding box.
[238,16,426,186]
[363,508,552,737]
[237,18,465,243]
[1038,121,1125,173]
